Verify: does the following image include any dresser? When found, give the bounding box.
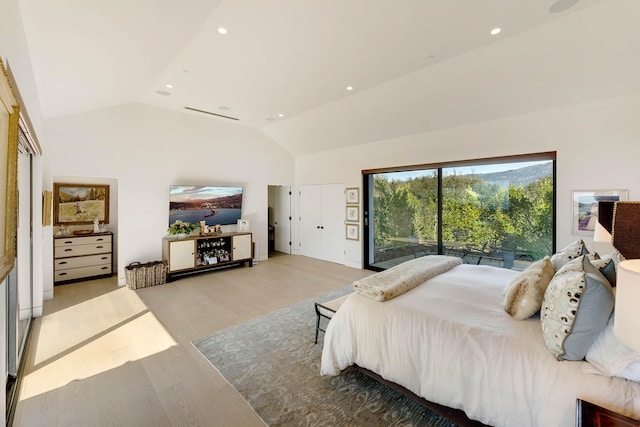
[54,232,113,283]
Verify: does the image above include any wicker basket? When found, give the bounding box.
[125,260,168,289]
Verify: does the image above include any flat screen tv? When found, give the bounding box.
[169,185,243,226]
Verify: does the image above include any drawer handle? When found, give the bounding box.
[96,238,104,241]
[100,267,109,270]
[64,240,73,244]
[101,256,108,260]
[59,261,67,265]
[65,248,73,252]
[96,245,104,249]
[59,272,67,276]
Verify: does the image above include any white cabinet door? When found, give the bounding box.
[298,184,345,264]
[232,234,252,260]
[168,240,195,271]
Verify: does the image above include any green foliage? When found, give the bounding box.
[373,171,553,261]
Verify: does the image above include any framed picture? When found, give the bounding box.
[53,183,110,225]
[346,223,359,241]
[0,58,20,282]
[346,206,359,223]
[346,187,359,204]
[571,189,628,236]
[237,219,250,231]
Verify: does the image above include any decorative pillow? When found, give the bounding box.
[551,239,589,271]
[598,249,626,286]
[590,258,616,287]
[540,256,614,361]
[584,315,640,381]
[503,256,555,320]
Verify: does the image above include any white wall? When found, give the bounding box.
[296,92,640,267]
[43,103,294,290]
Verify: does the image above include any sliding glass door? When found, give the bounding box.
[364,153,555,271]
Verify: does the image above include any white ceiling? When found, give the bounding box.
[19,0,640,155]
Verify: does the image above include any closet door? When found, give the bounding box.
[298,184,344,264]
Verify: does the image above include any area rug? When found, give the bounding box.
[191,286,457,427]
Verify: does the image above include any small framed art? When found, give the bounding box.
[346,206,359,223]
[346,187,359,204]
[571,189,628,236]
[346,224,359,241]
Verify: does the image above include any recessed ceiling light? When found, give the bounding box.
[218,27,228,35]
[346,86,353,91]
[156,90,171,96]
[278,113,284,118]
[490,27,502,35]
[165,84,174,89]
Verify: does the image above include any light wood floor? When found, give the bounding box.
[12,254,372,427]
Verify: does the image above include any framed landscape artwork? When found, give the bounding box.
[53,183,110,225]
[571,189,628,236]
[0,58,20,282]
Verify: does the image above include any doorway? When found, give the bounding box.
[268,185,292,256]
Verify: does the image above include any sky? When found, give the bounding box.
[382,161,548,181]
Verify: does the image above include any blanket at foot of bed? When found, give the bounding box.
[352,255,462,301]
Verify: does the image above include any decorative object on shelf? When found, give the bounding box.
[167,219,198,236]
[346,224,359,241]
[571,189,628,236]
[72,229,93,235]
[93,217,100,233]
[53,182,110,226]
[346,187,359,205]
[237,219,250,232]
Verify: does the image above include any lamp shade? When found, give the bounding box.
[614,259,640,352]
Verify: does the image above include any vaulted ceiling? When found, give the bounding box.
[18,0,640,155]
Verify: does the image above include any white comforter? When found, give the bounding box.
[321,264,640,427]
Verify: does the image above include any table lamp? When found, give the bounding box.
[614,260,640,352]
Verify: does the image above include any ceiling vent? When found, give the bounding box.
[184,106,239,121]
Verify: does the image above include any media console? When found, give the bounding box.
[162,232,253,280]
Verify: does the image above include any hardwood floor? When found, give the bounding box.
[12,254,372,427]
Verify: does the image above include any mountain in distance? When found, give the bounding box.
[471,162,552,189]
[170,193,242,210]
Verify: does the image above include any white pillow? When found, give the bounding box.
[503,256,555,320]
[585,314,640,381]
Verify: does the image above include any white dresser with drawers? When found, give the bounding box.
[54,232,113,283]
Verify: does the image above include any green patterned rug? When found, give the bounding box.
[192,286,458,427]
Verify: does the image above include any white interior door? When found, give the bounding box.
[298,185,322,260]
[273,186,291,254]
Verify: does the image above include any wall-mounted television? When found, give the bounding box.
[169,185,243,226]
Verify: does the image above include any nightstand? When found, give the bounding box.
[576,399,639,427]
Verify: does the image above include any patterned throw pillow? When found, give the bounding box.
[503,256,555,320]
[540,256,614,361]
[550,239,589,271]
[590,258,616,287]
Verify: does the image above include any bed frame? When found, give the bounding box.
[354,365,488,427]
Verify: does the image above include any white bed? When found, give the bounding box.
[320,263,640,427]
